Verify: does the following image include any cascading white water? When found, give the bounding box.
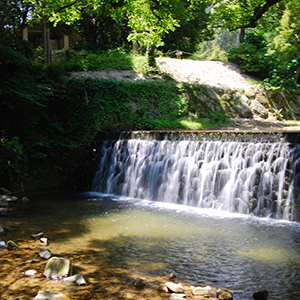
[92,136,300,221]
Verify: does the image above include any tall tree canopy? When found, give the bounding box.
[23,0,203,55]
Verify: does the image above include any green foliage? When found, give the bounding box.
[228,32,268,77]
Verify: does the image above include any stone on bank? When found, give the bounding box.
[33,290,69,300]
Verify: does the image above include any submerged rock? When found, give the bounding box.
[64,273,87,286]
[253,289,268,300]
[0,226,5,235]
[31,232,45,240]
[6,240,18,250]
[44,257,72,279]
[33,290,69,300]
[24,269,37,277]
[134,277,146,288]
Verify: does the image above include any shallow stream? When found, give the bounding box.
[3,191,300,299]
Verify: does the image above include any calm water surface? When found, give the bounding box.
[8,191,300,299]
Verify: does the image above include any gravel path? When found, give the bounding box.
[156,57,258,91]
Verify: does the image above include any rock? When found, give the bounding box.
[255,93,269,108]
[250,100,269,119]
[39,249,52,259]
[0,198,8,207]
[0,241,5,249]
[134,277,146,288]
[0,207,8,216]
[22,196,30,202]
[43,257,72,279]
[170,294,186,299]
[244,86,256,99]
[192,285,216,297]
[158,283,169,293]
[40,237,49,246]
[3,195,18,202]
[217,287,233,300]
[166,272,176,281]
[0,226,5,235]
[235,92,250,104]
[64,273,88,286]
[31,232,45,240]
[234,101,253,118]
[165,282,185,293]
[33,290,69,300]
[253,289,269,300]
[24,269,37,277]
[290,101,300,115]
[206,87,220,100]
[6,240,19,250]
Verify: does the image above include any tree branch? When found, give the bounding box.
[246,0,282,28]
[57,0,78,12]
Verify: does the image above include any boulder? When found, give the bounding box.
[217,287,233,300]
[33,291,69,300]
[6,240,18,250]
[44,257,72,279]
[250,100,269,119]
[253,289,269,300]
[165,282,185,293]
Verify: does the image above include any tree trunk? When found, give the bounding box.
[296,50,300,84]
[44,23,51,63]
[239,27,246,44]
[147,45,156,69]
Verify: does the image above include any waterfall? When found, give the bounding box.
[92,133,300,221]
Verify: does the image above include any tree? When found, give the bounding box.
[209,0,283,42]
[0,0,31,40]
[162,1,213,55]
[275,0,300,83]
[24,0,204,65]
